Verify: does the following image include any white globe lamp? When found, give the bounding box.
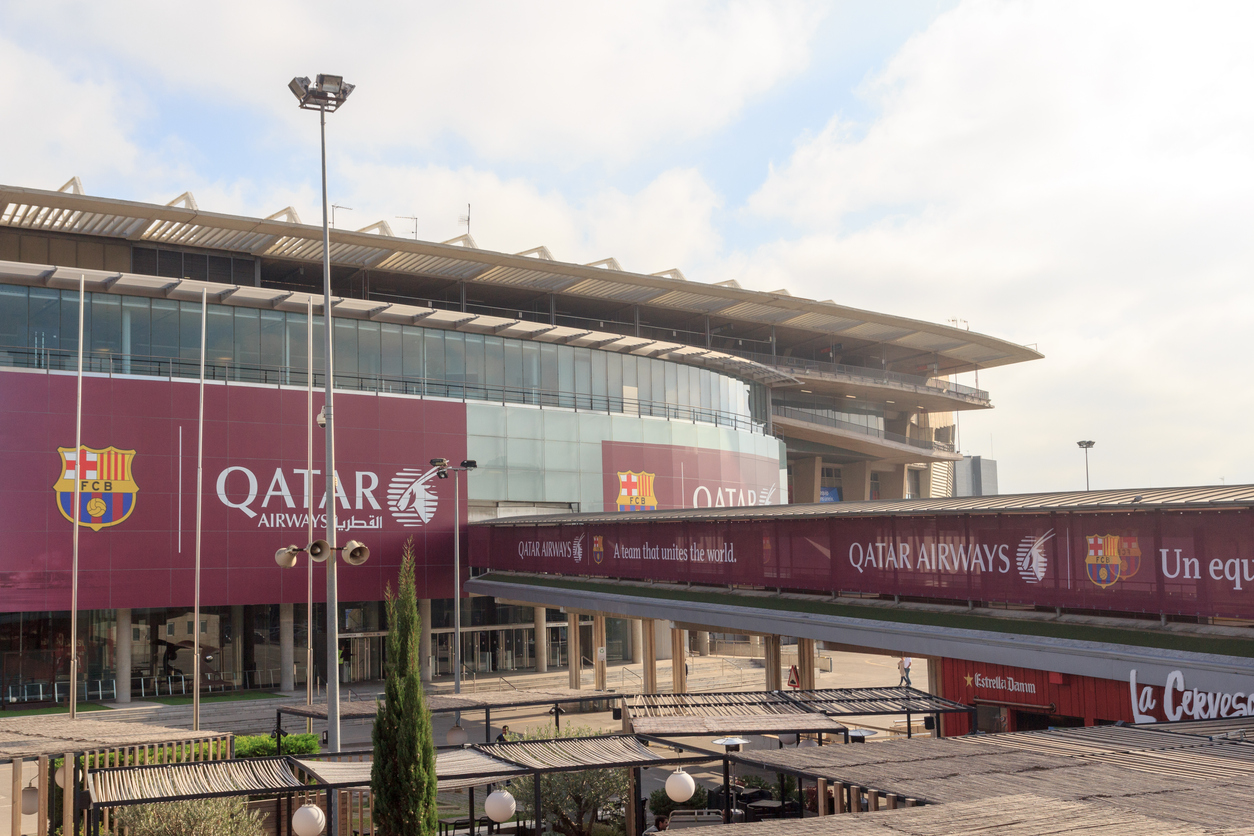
[447,723,469,746]
[665,769,696,803]
[22,784,39,815]
[291,803,326,836]
[779,733,798,746]
[55,763,72,789]
[485,789,517,823]
[799,738,818,748]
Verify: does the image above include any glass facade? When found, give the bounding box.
[0,285,763,429]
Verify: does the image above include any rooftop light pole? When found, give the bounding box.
[1077,440,1095,490]
[289,72,355,752]
[431,458,476,744]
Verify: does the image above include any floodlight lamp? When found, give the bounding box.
[317,74,344,94]
[339,82,355,100]
[461,460,477,469]
[430,458,450,468]
[437,470,449,479]
[289,76,312,101]
[1077,440,1096,449]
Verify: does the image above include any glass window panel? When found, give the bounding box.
[206,304,234,369]
[286,311,309,386]
[485,335,505,393]
[605,351,621,412]
[700,369,712,411]
[260,310,285,381]
[676,364,690,409]
[719,375,730,415]
[445,331,466,397]
[539,343,558,402]
[0,284,28,353]
[574,347,592,404]
[90,294,122,362]
[312,315,326,376]
[333,317,358,377]
[402,325,424,381]
[424,329,446,395]
[380,323,402,380]
[464,333,485,399]
[233,308,260,379]
[357,320,381,379]
[156,249,182,279]
[151,299,179,361]
[28,288,60,357]
[634,355,650,403]
[121,297,151,371]
[557,346,575,407]
[664,362,677,407]
[522,341,541,403]
[503,339,522,402]
[651,359,665,416]
[61,289,91,361]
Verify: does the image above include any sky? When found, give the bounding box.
[3,0,1252,494]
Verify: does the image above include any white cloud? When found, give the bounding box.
[8,0,822,166]
[732,0,1254,492]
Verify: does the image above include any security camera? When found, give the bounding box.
[316,408,327,428]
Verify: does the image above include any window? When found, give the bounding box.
[132,627,140,642]
[907,468,922,500]
[870,472,882,501]
[187,620,194,635]
[167,622,174,637]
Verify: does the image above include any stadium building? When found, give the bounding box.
[0,181,1039,703]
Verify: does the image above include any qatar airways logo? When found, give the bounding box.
[216,465,442,530]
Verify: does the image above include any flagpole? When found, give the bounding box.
[192,287,207,730]
[306,295,315,726]
[69,274,84,720]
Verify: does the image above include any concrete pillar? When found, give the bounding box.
[797,637,816,690]
[878,465,908,500]
[791,456,822,504]
[280,603,295,692]
[765,635,782,691]
[567,611,581,690]
[670,627,688,694]
[642,618,657,693]
[534,606,548,673]
[231,605,245,687]
[695,631,710,656]
[842,462,872,501]
[631,619,644,664]
[116,608,132,703]
[593,614,607,691]
[419,599,433,682]
[654,619,673,660]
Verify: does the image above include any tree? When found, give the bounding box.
[115,797,265,836]
[371,537,438,836]
[508,724,630,836]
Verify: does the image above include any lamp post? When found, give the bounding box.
[430,459,476,703]
[289,72,354,751]
[1077,440,1095,490]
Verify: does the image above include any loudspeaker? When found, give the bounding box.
[342,539,370,565]
[923,716,936,730]
[307,539,332,562]
[274,545,300,569]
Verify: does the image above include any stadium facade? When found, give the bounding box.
[0,182,1038,703]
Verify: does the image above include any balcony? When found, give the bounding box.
[732,350,990,406]
[771,405,959,463]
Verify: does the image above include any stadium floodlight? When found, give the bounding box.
[317,74,344,94]
[290,72,353,112]
[289,76,312,101]
[1077,440,1096,490]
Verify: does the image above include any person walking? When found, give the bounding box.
[897,656,912,687]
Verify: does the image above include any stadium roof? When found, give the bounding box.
[0,183,1041,375]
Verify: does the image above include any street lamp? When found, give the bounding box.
[1077,440,1095,490]
[288,71,355,752]
[430,459,476,698]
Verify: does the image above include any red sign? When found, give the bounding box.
[601,442,781,512]
[475,510,1254,620]
[0,371,466,611]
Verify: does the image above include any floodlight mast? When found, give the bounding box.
[289,72,354,752]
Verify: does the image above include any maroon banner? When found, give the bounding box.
[475,510,1254,620]
[601,441,781,512]
[0,371,466,611]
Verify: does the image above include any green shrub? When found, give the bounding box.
[234,733,319,758]
[648,783,708,820]
[115,796,266,836]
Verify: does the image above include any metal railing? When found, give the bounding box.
[772,405,955,453]
[0,344,766,435]
[731,349,989,400]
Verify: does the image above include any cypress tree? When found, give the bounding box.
[371,537,438,835]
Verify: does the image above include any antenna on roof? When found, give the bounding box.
[458,203,471,237]
[331,204,352,229]
[397,216,419,240]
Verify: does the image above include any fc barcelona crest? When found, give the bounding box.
[616,470,658,511]
[1085,534,1141,589]
[54,446,138,531]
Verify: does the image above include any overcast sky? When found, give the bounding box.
[4,1,1251,494]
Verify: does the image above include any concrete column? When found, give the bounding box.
[765,635,782,691]
[419,599,433,682]
[280,603,295,692]
[567,611,581,690]
[631,618,644,664]
[797,637,816,690]
[641,618,657,693]
[116,608,132,703]
[534,606,548,673]
[231,605,245,687]
[670,627,688,694]
[654,619,673,660]
[879,465,908,500]
[593,614,607,691]
[842,462,872,501]
[695,631,710,656]
[792,456,822,504]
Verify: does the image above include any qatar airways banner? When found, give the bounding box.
[475,510,1254,620]
[601,441,781,512]
[0,371,466,611]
